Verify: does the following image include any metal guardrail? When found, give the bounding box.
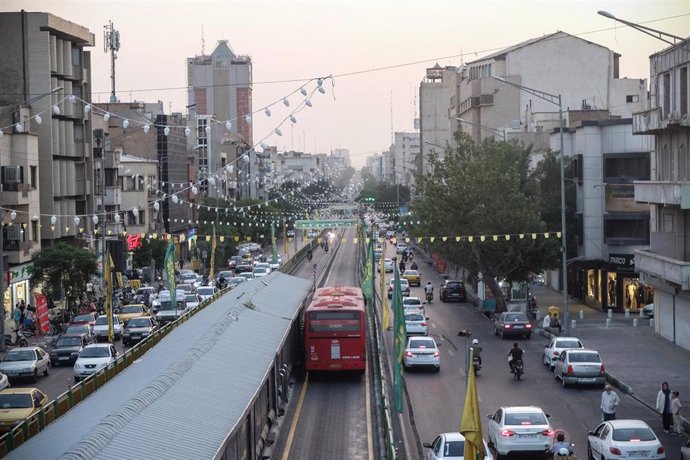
[0,288,227,457]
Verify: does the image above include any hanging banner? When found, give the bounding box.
[33,292,50,333]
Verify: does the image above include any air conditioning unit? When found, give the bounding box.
[511,120,521,129]
[2,166,23,184]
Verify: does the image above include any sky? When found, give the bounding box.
[3,0,688,168]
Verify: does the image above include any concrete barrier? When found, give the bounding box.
[606,372,634,395]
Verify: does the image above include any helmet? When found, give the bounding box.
[472,339,479,345]
[557,447,570,456]
[427,281,432,285]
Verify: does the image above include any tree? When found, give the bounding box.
[30,242,98,312]
[132,237,166,270]
[413,132,562,311]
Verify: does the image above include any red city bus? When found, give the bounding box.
[305,286,366,372]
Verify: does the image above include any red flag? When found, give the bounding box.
[33,292,50,333]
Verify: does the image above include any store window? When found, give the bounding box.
[587,269,600,301]
[607,273,617,306]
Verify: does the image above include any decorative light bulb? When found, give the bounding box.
[318,86,326,94]
[92,215,99,225]
[84,104,91,113]
[225,121,232,131]
[283,98,290,107]
[35,115,42,125]
[69,95,76,103]
[209,177,216,186]
[122,119,129,129]
[114,213,121,223]
[191,186,198,195]
[275,128,282,136]
[245,115,252,125]
[242,155,250,163]
[15,123,23,133]
[290,115,297,124]
[132,208,139,217]
[74,216,81,226]
[143,124,150,134]
[305,100,312,107]
[264,108,271,117]
[52,105,60,115]
[164,127,170,136]
[225,164,234,172]
[260,142,268,150]
[10,211,17,221]
[205,126,211,134]
[172,195,179,204]
[103,113,110,122]
[185,127,191,137]
[153,202,160,211]
[50,215,57,225]
[300,87,307,96]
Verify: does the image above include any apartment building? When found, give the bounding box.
[419,64,458,174]
[633,38,690,350]
[392,132,419,188]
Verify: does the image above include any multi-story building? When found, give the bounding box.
[391,132,419,187]
[419,64,458,174]
[562,117,654,312]
[0,12,96,246]
[363,153,385,183]
[457,31,646,146]
[187,40,253,197]
[119,154,157,235]
[633,38,690,350]
[156,113,191,235]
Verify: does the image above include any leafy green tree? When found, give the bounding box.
[30,242,98,312]
[413,132,562,311]
[132,237,166,270]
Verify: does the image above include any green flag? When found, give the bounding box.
[392,264,406,413]
[164,238,177,309]
[361,240,373,301]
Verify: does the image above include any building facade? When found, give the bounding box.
[392,132,419,188]
[419,64,457,174]
[633,38,690,350]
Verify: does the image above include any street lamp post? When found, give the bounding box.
[456,117,507,142]
[597,11,684,46]
[493,76,570,335]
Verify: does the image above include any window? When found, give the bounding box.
[30,166,37,188]
[662,73,671,118]
[71,47,81,66]
[603,155,650,181]
[626,95,639,103]
[681,66,688,117]
[604,217,649,244]
[32,220,38,243]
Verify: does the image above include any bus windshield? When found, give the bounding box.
[308,310,361,332]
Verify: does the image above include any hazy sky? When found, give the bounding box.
[3,0,688,167]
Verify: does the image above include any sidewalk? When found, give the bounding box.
[430,254,690,435]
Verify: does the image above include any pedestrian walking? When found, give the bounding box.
[671,391,682,435]
[542,313,551,330]
[656,381,674,433]
[12,304,21,330]
[601,384,620,421]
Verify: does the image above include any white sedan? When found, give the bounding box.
[486,406,554,458]
[404,312,428,336]
[542,337,584,369]
[424,432,494,459]
[73,344,118,382]
[93,315,124,342]
[587,420,666,460]
[403,336,439,372]
[384,258,394,273]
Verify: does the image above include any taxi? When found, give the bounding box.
[402,269,421,286]
[0,388,49,433]
[117,303,150,325]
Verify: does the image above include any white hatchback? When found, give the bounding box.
[486,406,554,457]
[542,337,584,369]
[587,420,666,460]
[73,344,118,382]
[384,258,394,273]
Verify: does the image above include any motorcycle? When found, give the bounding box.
[425,291,433,303]
[472,356,481,375]
[513,359,524,380]
[528,295,538,318]
[4,328,29,348]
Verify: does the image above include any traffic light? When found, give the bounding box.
[363,197,375,203]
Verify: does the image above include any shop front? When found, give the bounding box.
[606,253,653,312]
[3,262,35,319]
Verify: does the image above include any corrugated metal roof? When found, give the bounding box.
[7,272,311,460]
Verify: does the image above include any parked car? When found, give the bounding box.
[93,315,123,342]
[424,432,493,459]
[402,270,422,287]
[0,374,8,391]
[49,333,90,366]
[403,336,440,372]
[553,349,606,387]
[62,325,95,343]
[404,312,428,336]
[494,312,532,339]
[384,258,394,273]
[177,283,193,293]
[0,388,49,433]
[388,278,411,298]
[117,304,149,325]
[122,316,158,346]
[486,406,554,458]
[0,347,50,383]
[73,344,118,382]
[70,312,98,332]
[440,280,467,303]
[587,420,665,460]
[542,337,584,369]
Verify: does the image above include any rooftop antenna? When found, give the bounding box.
[390,90,394,144]
[201,23,205,55]
[103,20,121,103]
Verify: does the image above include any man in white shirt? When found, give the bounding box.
[601,384,620,420]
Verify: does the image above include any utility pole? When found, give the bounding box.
[0,184,5,352]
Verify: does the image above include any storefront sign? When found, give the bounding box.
[609,253,635,272]
[7,263,34,283]
[33,292,50,333]
[126,233,143,251]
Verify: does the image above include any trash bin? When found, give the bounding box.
[548,305,560,319]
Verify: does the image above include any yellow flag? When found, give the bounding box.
[461,349,485,460]
[104,251,115,343]
[209,225,217,280]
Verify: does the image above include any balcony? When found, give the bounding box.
[634,181,690,209]
[635,249,690,291]
[633,108,690,134]
[2,183,33,206]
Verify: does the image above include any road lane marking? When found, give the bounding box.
[281,373,309,460]
[447,348,455,356]
[366,355,373,460]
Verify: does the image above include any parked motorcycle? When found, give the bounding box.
[4,329,29,348]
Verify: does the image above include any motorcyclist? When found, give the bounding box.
[399,260,406,273]
[424,281,433,301]
[508,342,524,374]
[470,338,482,365]
[307,250,313,262]
[549,433,572,457]
[410,261,419,271]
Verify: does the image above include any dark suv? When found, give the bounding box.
[440,280,467,302]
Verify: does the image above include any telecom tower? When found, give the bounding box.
[104,21,120,103]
